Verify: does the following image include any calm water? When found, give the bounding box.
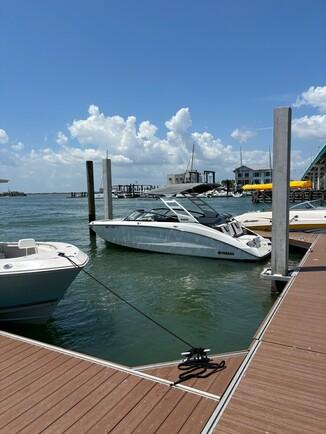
[0,194,301,366]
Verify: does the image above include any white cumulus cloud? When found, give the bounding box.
[0,129,9,144]
[292,114,326,139]
[230,128,256,143]
[165,108,192,134]
[11,142,25,151]
[56,131,68,145]
[294,86,326,112]
[0,105,313,192]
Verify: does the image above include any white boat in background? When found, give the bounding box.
[232,192,243,198]
[95,192,119,199]
[235,199,326,232]
[0,239,89,324]
[90,197,271,261]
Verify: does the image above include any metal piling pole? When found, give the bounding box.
[103,158,113,219]
[271,107,292,292]
[86,160,96,236]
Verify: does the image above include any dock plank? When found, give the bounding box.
[133,388,186,433]
[65,373,142,433]
[0,356,84,429]
[87,379,156,433]
[110,383,169,434]
[20,364,110,433]
[0,351,63,401]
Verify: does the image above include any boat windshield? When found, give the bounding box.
[290,199,326,210]
[124,198,232,228]
[124,208,178,222]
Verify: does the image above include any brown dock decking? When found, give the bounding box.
[0,232,325,433]
[206,234,326,433]
[256,230,318,249]
[0,331,244,433]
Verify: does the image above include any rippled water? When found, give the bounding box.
[0,194,302,366]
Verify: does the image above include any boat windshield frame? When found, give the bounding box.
[124,197,233,227]
[290,199,326,210]
[124,208,179,222]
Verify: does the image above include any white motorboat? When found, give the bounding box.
[90,197,271,260]
[235,199,326,232]
[0,239,89,324]
[95,192,120,199]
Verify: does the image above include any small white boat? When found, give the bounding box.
[0,239,89,324]
[232,192,243,198]
[90,197,271,261]
[235,200,326,232]
[95,192,120,199]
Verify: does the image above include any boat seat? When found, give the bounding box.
[198,213,228,226]
[220,224,235,237]
[18,239,37,249]
[18,239,37,255]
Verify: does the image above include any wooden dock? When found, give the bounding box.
[256,230,318,249]
[0,233,325,432]
[206,234,326,433]
[0,332,244,433]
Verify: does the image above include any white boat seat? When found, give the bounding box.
[18,239,37,249]
[231,221,243,236]
[220,224,235,237]
[18,239,37,256]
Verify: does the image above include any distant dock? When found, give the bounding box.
[0,233,325,432]
[69,184,158,199]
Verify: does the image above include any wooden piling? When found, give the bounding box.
[103,158,113,219]
[86,160,96,235]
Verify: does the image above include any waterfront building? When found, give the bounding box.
[233,165,272,189]
[301,143,326,190]
[167,170,215,184]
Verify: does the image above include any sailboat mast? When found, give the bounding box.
[269,144,272,170]
[190,143,195,173]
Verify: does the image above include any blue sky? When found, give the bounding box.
[1,0,326,192]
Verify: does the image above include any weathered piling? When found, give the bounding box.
[103,158,113,219]
[271,107,291,292]
[86,160,96,235]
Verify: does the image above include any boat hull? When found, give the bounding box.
[235,210,326,233]
[91,222,270,260]
[0,267,80,324]
[0,241,89,324]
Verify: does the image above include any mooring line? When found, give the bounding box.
[60,252,194,348]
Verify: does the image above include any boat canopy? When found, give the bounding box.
[147,183,217,197]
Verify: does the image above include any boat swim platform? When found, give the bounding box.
[0,233,325,433]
